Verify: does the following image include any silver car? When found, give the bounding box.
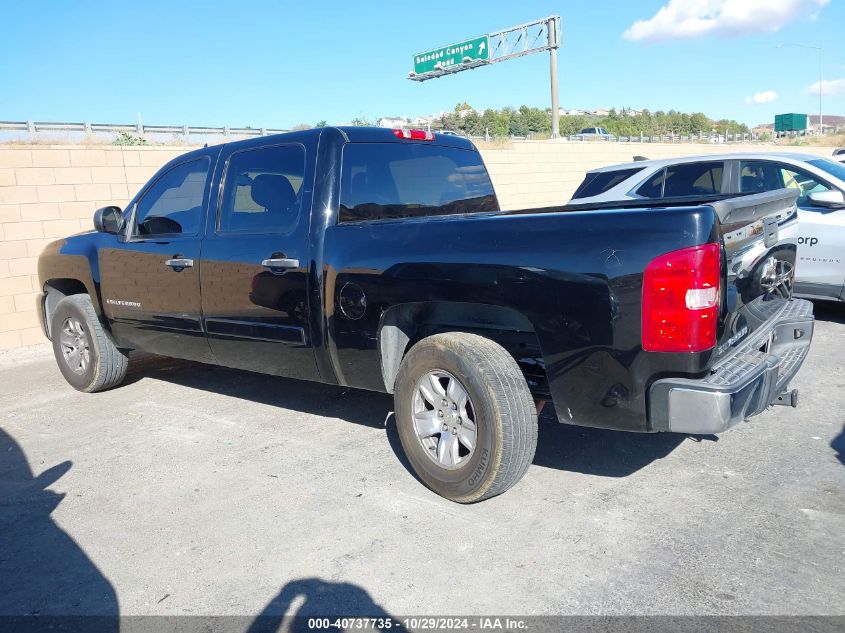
[569,152,845,301]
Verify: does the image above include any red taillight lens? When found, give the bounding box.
[642,243,721,352]
[392,129,434,140]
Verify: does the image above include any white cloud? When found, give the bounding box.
[623,0,829,43]
[745,90,778,104]
[804,78,845,95]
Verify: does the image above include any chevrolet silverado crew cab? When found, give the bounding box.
[37,127,814,503]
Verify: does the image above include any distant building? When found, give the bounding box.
[411,115,434,127]
[378,117,409,128]
[808,114,844,134]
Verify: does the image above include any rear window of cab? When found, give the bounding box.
[338,143,499,222]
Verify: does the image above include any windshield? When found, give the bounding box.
[808,158,845,183]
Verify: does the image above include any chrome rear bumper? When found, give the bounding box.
[648,299,814,434]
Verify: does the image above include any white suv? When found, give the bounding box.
[568,152,845,301]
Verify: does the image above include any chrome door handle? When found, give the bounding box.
[164,258,194,270]
[261,258,299,270]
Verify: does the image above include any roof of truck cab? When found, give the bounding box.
[171,126,477,158]
[588,152,827,174]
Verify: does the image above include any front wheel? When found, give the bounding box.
[393,332,538,503]
[51,295,128,393]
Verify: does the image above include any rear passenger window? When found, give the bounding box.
[134,158,210,236]
[636,169,666,198]
[339,143,498,222]
[571,168,644,200]
[219,145,305,234]
[663,162,723,197]
[636,162,723,199]
[739,160,785,193]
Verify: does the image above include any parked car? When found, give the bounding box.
[37,129,813,503]
[833,148,845,157]
[576,127,616,140]
[569,152,845,302]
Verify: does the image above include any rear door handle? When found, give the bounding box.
[261,258,299,270]
[164,258,194,271]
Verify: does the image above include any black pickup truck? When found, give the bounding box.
[37,127,814,503]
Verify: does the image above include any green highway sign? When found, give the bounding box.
[413,35,490,75]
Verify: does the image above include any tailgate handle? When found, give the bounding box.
[261,257,299,270]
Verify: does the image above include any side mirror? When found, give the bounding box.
[807,190,845,209]
[93,206,124,234]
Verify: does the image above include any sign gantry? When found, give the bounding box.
[408,16,562,137]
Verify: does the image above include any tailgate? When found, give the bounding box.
[709,189,799,361]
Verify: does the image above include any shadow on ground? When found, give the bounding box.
[832,425,845,467]
[812,300,845,325]
[246,578,407,633]
[0,429,118,625]
[532,407,694,476]
[128,353,689,479]
[0,427,405,629]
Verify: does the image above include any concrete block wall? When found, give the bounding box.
[0,145,193,349]
[0,141,833,349]
[483,140,831,210]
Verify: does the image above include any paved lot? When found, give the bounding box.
[1,303,843,618]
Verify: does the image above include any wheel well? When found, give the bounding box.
[43,279,89,338]
[378,302,547,395]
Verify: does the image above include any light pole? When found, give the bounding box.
[548,16,560,138]
[777,43,823,135]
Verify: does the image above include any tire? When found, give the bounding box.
[50,294,128,393]
[393,332,538,503]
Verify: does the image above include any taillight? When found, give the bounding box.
[392,129,434,140]
[642,243,721,352]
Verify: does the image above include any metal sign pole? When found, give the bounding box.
[548,17,560,138]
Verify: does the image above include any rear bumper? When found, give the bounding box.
[648,299,814,434]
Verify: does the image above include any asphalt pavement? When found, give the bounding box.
[1,303,843,618]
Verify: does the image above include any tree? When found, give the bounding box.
[426,103,749,139]
[315,120,328,128]
[506,108,529,137]
[519,105,551,135]
[689,113,709,134]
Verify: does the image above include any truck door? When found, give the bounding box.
[200,142,320,380]
[100,155,215,362]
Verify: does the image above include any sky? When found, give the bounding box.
[0,0,842,128]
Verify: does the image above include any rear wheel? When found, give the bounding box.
[393,332,537,503]
[51,295,128,392]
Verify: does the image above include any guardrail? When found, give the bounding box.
[0,120,290,137]
[563,132,758,143]
[0,120,764,145]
